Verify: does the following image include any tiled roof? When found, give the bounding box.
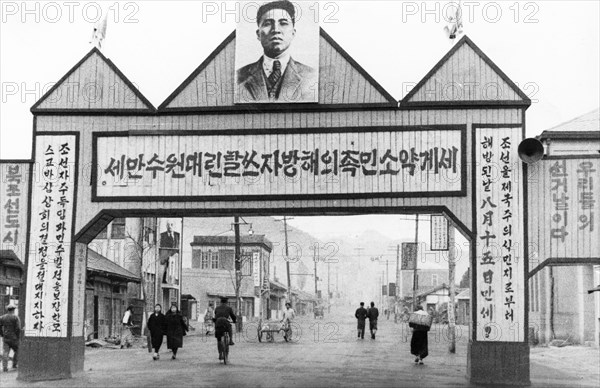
[270,279,289,291]
[87,248,140,282]
[190,234,273,251]
[540,108,600,139]
[292,289,316,301]
[417,283,449,298]
[0,250,23,269]
[456,289,470,299]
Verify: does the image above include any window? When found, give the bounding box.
[111,218,126,239]
[431,274,439,286]
[200,250,219,270]
[210,251,219,269]
[241,252,254,276]
[192,249,202,268]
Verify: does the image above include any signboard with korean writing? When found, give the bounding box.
[252,251,261,287]
[0,162,30,262]
[92,127,466,201]
[25,134,78,337]
[474,126,525,342]
[528,157,600,264]
[430,214,449,251]
[401,242,417,270]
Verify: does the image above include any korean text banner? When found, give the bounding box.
[474,126,525,342]
[25,134,77,337]
[93,128,465,201]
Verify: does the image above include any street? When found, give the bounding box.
[2,309,598,388]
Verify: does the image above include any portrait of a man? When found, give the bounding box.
[235,0,319,103]
[159,220,180,284]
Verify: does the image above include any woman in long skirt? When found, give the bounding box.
[409,306,430,365]
[147,304,166,360]
[165,304,188,360]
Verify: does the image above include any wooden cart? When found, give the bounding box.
[257,319,292,342]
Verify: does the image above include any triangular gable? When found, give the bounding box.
[32,47,155,113]
[401,36,530,108]
[159,28,397,111]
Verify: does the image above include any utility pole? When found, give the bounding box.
[327,261,331,313]
[234,216,242,331]
[395,244,400,323]
[413,214,419,310]
[313,245,318,297]
[448,224,457,353]
[283,216,292,303]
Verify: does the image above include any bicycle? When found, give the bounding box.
[219,331,230,364]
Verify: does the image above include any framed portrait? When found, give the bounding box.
[234,1,320,104]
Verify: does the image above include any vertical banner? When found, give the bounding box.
[0,162,30,261]
[430,215,449,251]
[25,134,77,337]
[158,218,182,286]
[474,126,525,342]
[401,242,417,270]
[252,251,261,287]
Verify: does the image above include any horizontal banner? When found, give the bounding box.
[92,127,466,201]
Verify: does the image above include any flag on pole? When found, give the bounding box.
[90,14,108,49]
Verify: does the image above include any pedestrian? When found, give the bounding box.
[0,304,20,372]
[147,304,166,361]
[165,303,188,360]
[281,302,296,341]
[367,301,379,340]
[121,305,134,349]
[354,302,368,339]
[409,306,431,365]
[204,302,215,336]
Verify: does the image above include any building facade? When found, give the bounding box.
[528,109,600,346]
[183,235,272,321]
[0,250,23,315]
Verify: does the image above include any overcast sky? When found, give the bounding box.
[1,0,599,159]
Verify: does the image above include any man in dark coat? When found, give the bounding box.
[367,301,379,340]
[165,304,188,360]
[236,0,318,103]
[147,304,166,361]
[0,304,20,372]
[409,306,431,365]
[355,302,368,339]
[213,298,237,348]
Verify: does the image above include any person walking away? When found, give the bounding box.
[367,301,379,340]
[281,302,296,341]
[409,306,431,365]
[204,302,215,335]
[121,306,135,349]
[147,304,166,361]
[213,297,237,360]
[165,303,188,359]
[0,304,20,372]
[355,302,368,339]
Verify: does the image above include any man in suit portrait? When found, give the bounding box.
[236,0,318,103]
[159,221,180,283]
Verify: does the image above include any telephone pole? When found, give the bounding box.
[448,224,457,353]
[413,214,419,310]
[313,245,318,297]
[327,261,331,313]
[234,216,242,330]
[283,216,292,303]
[395,244,400,323]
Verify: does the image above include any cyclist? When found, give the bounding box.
[213,297,237,359]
